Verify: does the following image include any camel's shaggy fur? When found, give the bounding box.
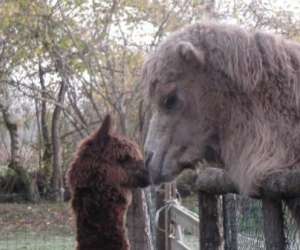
[67,115,149,250]
[143,22,300,195]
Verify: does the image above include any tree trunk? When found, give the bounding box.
[127,189,154,250]
[47,43,70,202]
[38,60,52,193]
[0,100,39,202]
[126,101,154,250]
[8,162,39,202]
[50,80,67,201]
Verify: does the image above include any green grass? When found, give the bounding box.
[0,202,76,250]
[0,233,75,250]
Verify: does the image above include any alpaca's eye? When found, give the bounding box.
[163,95,178,110]
[119,154,131,163]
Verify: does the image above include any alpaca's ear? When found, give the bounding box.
[96,114,112,144]
[176,41,205,65]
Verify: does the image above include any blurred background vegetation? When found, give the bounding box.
[0,0,299,202]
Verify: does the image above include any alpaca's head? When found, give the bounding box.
[98,115,150,188]
[69,115,149,189]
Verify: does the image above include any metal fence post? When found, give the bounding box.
[156,185,167,250]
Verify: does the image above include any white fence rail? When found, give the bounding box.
[169,203,199,250]
[168,203,267,250]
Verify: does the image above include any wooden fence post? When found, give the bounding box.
[198,192,223,250]
[262,199,286,250]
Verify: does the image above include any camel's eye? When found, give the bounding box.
[119,154,131,163]
[163,95,178,110]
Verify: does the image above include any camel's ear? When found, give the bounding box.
[176,41,205,65]
[96,114,112,144]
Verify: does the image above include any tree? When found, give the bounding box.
[0,81,39,202]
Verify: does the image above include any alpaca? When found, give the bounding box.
[67,115,149,250]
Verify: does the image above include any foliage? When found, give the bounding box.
[0,0,299,199]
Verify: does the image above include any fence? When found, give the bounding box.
[169,201,198,250]
[165,198,265,250]
[1,191,300,250]
[156,187,300,250]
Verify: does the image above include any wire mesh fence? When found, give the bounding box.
[234,196,265,250]
[180,194,300,250]
[1,193,300,250]
[234,195,299,250]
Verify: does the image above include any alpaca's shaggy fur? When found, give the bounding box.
[67,115,149,250]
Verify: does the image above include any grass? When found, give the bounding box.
[0,234,75,250]
[0,202,76,250]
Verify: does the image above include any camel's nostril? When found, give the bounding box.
[145,151,154,168]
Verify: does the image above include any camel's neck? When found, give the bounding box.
[74,186,130,250]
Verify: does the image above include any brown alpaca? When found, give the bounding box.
[67,115,149,250]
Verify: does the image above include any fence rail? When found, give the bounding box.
[158,192,300,250]
[166,198,263,250]
[168,202,198,250]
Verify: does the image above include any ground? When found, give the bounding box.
[0,202,75,250]
[0,201,200,250]
[1,198,296,250]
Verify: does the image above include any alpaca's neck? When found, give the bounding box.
[74,186,131,250]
